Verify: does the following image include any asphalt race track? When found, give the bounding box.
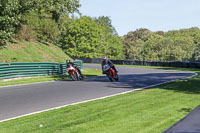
[0,64,196,121]
[163,105,200,133]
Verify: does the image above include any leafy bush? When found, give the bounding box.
[38,19,60,42]
[0,0,21,43]
[23,12,60,42]
[15,25,37,41]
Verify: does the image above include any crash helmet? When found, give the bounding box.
[66,60,70,64]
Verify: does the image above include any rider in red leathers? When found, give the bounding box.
[66,60,82,76]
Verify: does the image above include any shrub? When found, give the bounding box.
[23,12,60,42]
[15,25,37,41]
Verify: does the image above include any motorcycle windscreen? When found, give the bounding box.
[103,63,110,71]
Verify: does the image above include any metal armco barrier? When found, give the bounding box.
[72,60,83,70]
[73,57,200,69]
[0,61,83,79]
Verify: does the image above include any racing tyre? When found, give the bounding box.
[70,72,79,81]
[79,74,84,80]
[106,72,113,81]
[114,73,119,81]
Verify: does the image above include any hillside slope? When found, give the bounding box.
[0,41,71,63]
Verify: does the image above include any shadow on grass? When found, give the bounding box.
[123,66,200,94]
[154,67,199,73]
[178,107,193,113]
[140,67,200,94]
[156,73,200,94]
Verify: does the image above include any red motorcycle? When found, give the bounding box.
[103,64,119,81]
[67,64,84,81]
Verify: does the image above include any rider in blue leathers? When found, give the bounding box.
[101,56,118,74]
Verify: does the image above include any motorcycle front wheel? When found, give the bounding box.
[70,72,79,81]
[106,71,113,81]
[79,74,84,80]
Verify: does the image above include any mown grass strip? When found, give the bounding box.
[0,68,102,87]
[116,64,200,72]
[0,66,199,133]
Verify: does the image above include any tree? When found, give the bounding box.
[62,16,104,58]
[0,0,81,44]
[0,0,21,43]
[62,16,124,59]
[122,27,199,61]
[122,28,152,60]
[94,16,118,35]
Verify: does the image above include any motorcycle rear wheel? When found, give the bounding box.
[114,73,119,81]
[79,74,84,80]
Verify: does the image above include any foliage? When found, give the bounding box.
[122,27,200,61]
[0,0,81,44]
[62,16,103,58]
[94,16,118,35]
[62,16,124,59]
[103,33,124,59]
[122,28,152,60]
[15,25,37,41]
[1,0,200,62]
[0,0,21,43]
[0,0,124,59]
[21,0,81,43]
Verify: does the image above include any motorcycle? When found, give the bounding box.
[103,64,119,81]
[67,64,84,81]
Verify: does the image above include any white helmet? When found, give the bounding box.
[103,56,107,60]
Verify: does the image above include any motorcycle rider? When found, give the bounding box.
[101,56,118,74]
[66,60,83,76]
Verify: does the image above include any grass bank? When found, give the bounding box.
[0,41,71,63]
[0,66,199,133]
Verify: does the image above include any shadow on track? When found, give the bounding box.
[52,71,198,94]
[82,72,197,94]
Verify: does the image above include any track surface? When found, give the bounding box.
[0,64,195,121]
[163,105,200,133]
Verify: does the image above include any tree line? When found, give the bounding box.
[0,0,200,61]
[122,28,200,61]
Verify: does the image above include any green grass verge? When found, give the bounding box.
[0,41,71,63]
[116,64,199,72]
[0,66,199,133]
[0,68,102,87]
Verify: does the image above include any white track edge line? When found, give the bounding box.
[0,73,197,123]
[0,80,56,89]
